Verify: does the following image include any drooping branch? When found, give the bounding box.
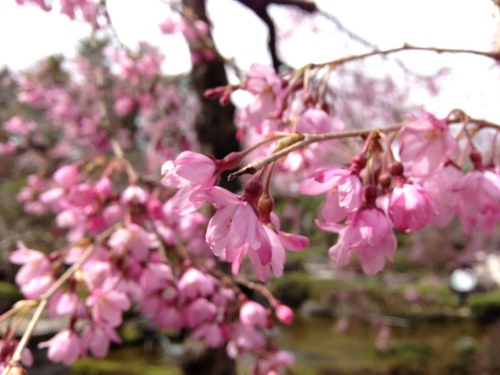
[228,113,500,181]
[313,43,500,69]
[227,124,402,180]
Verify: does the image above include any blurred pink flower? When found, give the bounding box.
[38,329,82,366]
[421,163,463,227]
[399,111,458,177]
[10,242,51,286]
[81,323,121,358]
[191,323,224,348]
[86,278,131,327]
[320,208,397,275]
[275,304,294,325]
[184,298,217,327]
[178,268,218,300]
[240,301,268,328]
[455,170,500,234]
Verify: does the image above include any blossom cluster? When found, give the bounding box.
[204,64,500,275]
[3,1,500,374]
[5,159,295,371]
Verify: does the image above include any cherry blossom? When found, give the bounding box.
[5,2,500,374]
[320,207,397,275]
[299,167,363,223]
[38,329,82,366]
[389,180,438,232]
[398,111,458,177]
[204,186,273,271]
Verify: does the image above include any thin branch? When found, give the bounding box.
[228,123,403,180]
[1,243,95,373]
[494,0,500,52]
[228,113,500,181]
[318,9,378,50]
[310,43,500,70]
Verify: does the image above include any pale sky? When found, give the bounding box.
[1,0,499,121]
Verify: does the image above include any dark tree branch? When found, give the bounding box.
[236,0,317,71]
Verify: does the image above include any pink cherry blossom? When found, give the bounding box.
[299,167,363,223]
[38,329,82,366]
[4,115,37,136]
[49,291,86,318]
[159,18,177,34]
[204,186,272,269]
[140,262,173,293]
[81,323,121,358]
[421,163,463,227]
[86,278,131,327]
[231,215,308,281]
[237,64,284,131]
[53,165,79,189]
[113,96,135,117]
[184,298,217,327]
[455,169,500,234]
[120,185,148,205]
[9,242,51,287]
[227,323,266,358]
[107,224,157,261]
[398,111,458,177]
[178,268,218,300]
[240,301,268,328]
[153,304,183,330]
[191,323,224,348]
[320,208,397,275]
[389,180,437,232]
[274,304,294,325]
[251,350,295,375]
[296,108,342,134]
[161,151,218,214]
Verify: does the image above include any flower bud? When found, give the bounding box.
[378,172,392,189]
[258,194,274,224]
[469,150,482,169]
[351,153,367,174]
[53,165,79,189]
[204,86,226,99]
[275,304,294,325]
[389,161,404,177]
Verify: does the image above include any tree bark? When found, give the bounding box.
[182,0,240,192]
[179,1,238,373]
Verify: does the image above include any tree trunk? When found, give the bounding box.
[180,1,238,374]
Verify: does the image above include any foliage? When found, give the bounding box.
[468,290,500,322]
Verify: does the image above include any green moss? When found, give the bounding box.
[0,281,23,313]
[71,357,182,375]
[468,290,500,322]
[0,281,22,298]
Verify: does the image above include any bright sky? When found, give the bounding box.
[1,0,499,121]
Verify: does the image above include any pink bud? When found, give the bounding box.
[275,304,294,325]
[240,301,268,328]
[204,86,226,99]
[95,177,112,198]
[53,165,79,189]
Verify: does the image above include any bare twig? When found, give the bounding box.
[228,123,403,180]
[318,9,378,50]
[314,43,500,70]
